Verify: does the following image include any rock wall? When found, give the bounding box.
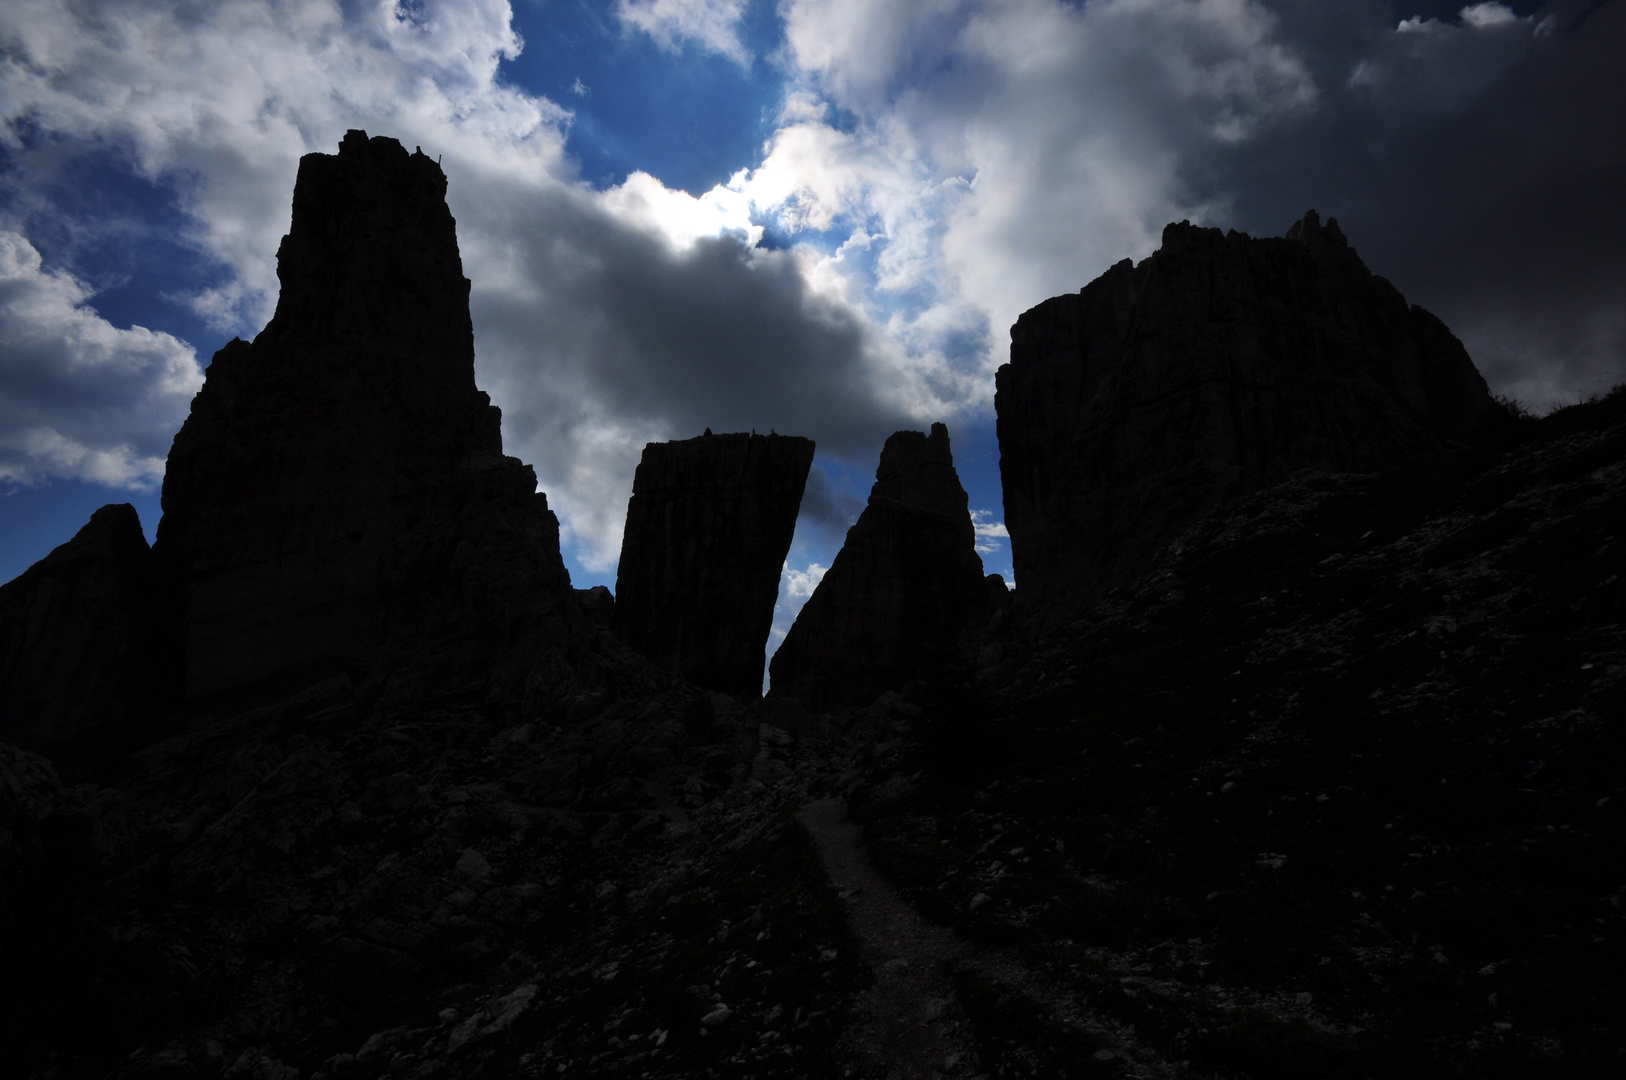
[613,432,814,698]
[769,423,990,708]
[0,504,176,781]
[995,210,1508,611]
[154,131,573,710]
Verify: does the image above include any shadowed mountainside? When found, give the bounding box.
[154,131,575,713]
[2,176,1620,1080]
[769,423,996,709]
[997,210,1509,617]
[614,431,814,700]
[0,504,175,782]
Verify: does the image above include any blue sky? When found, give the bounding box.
[1,0,1621,656]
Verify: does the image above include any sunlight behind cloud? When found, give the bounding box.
[601,172,760,251]
[2,0,1620,585]
[770,0,1322,392]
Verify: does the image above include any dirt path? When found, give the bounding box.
[797,796,979,1079]
[797,796,1184,1080]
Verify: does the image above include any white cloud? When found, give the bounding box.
[766,0,1321,391]
[2,0,1616,575]
[0,0,571,332]
[0,0,919,572]
[765,557,828,677]
[1459,3,1518,30]
[0,230,202,487]
[457,165,921,569]
[600,171,759,251]
[0,0,1340,567]
[1350,2,1535,114]
[970,508,1008,555]
[616,0,753,67]
[784,561,827,600]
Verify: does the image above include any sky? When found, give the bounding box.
[1,0,1622,661]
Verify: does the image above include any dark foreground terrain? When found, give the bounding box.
[848,386,1626,1078]
[3,137,1621,1079]
[5,386,1622,1080]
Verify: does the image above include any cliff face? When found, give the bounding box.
[154,131,572,709]
[995,210,1508,611]
[769,423,990,708]
[613,432,814,698]
[0,504,175,781]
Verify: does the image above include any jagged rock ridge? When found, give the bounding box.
[613,431,814,699]
[0,168,1621,1080]
[153,130,574,711]
[996,209,1509,612]
[769,423,993,708]
[0,504,175,781]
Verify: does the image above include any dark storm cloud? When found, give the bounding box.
[1195,0,1626,408]
[458,177,914,565]
[797,463,866,539]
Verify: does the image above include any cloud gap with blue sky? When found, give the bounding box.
[1,0,1621,664]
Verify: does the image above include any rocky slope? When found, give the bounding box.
[7,386,1617,1080]
[0,504,175,782]
[4,173,1621,1080]
[769,423,995,708]
[849,387,1626,1078]
[0,632,869,1080]
[996,210,1509,616]
[154,131,574,713]
[614,432,814,699]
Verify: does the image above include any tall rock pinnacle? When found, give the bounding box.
[995,210,1509,612]
[613,432,814,698]
[155,131,572,709]
[769,423,992,708]
[0,504,176,780]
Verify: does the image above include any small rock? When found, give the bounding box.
[446,1016,482,1054]
[455,848,492,882]
[701,1005,732,1027]
[969,892,992,911]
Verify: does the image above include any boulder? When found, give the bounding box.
[0,504,176,780]
[153,131,573,711]
[769,423,990,708]
[995,209,1509,611]
[613,432,814,698]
